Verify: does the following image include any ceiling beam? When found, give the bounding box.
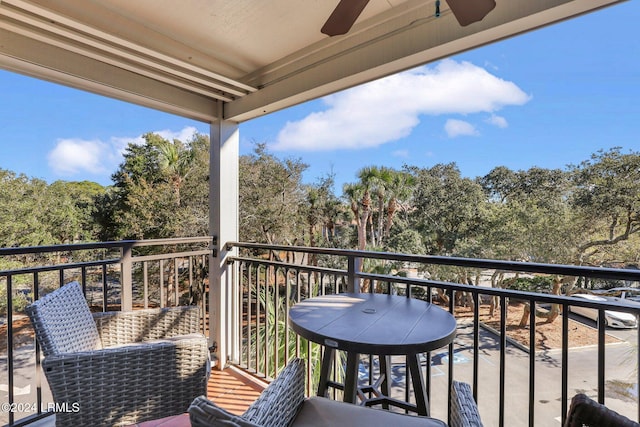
[0,29,220,122]
[1,0,256,95]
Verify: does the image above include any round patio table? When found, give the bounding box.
[288,292,457,416]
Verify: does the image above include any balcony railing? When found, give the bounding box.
[1,238,639,426]
[226,242,640,427]
[0,237,212,426]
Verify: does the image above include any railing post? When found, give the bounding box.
[347,255,361,293]
[120,241,133,311]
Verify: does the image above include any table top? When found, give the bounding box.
[288,293,456,355]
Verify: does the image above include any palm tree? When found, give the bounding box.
[369,166,393,248]
[343,182,370,250]
[345,167,414,250]
[154,135,195,207]
[384,170,415,241]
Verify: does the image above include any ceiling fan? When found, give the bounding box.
[321,0,497,36]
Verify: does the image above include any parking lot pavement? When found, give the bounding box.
[0,346,53,425]
[382,318,637,426]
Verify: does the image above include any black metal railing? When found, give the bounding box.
[227,242,640,427]
[0,237,213,426]
[3,238,639,426]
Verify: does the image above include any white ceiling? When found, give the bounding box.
[0,0,626,123]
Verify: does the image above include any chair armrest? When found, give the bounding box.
[242,358,306,427]
[94,305,202,346]
[188,358,306,427]
[43,336,209,426]
[564,393,640,427]
[450,381,483,427]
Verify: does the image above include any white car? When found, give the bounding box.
[569,294,638,329]
[602,287,640,304]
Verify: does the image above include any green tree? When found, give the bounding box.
[46,180,105,243]
[383,169,415,243]
[303,173,346,247]
[569,147,640,265]
[97,132,207,240]
[178,133,211,236]
[343,166,413,250]
[361,166,415,248]
[152,133,196,206]
[369,166,392,247]
[343,167,379,250]
[478,166,576,263]
[239,144,307,247]
[0,170,49,246]
[342,181,370,250]
[408,163,485,255]
[385,229,425,255]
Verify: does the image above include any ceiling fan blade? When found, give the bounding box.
[321,0,371,36]
[445,0,496,26]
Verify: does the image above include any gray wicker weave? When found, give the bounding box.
[564,393,640,427]
[242,357,306,427]
[26,281,210,427]
[450,381,483,427]
[189,358,483,427]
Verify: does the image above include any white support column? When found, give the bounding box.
[209,109,239,369]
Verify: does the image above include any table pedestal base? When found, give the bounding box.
[317,348,431,416]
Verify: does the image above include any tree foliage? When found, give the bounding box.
[342,166,414,250]
[407,163,485,255]
[477,166,577,263]
[3,139,640,278]
[238,143,308,245]
[0,169,104,247]
[95,132,207,240]
[569,147,640,264]
[5,139,640,330]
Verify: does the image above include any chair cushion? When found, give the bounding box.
[26,281,102,356]
[291,397,447,427]
[189,396,260,427]
[129,413,191,426]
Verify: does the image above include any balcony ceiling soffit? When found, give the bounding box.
[0,0,626,123]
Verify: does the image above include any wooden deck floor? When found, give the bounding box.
[207,365,267,415]
[30,366,267,427]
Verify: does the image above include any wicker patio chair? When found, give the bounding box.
[188,357,483,427]
[450,381,484,427]
[26,281,210,427]
[564,393,640,427]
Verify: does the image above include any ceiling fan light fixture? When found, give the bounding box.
[445,0,496,26]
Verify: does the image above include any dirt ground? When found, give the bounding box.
[0,316,34,353]
[453,301,620,351]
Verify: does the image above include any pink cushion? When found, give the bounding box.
[129,413,191,427]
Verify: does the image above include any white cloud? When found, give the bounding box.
[486,114,508,128]
[392,149,410,158]
[445,119,479,138]
[48,139,112,176]
[154,126,199,142]
[272,59,530,151]
[47,126,200,180]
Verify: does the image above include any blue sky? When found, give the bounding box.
[1,1,639,195]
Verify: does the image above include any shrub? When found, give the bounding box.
[508,276,554,293]
[0,285,33,316]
